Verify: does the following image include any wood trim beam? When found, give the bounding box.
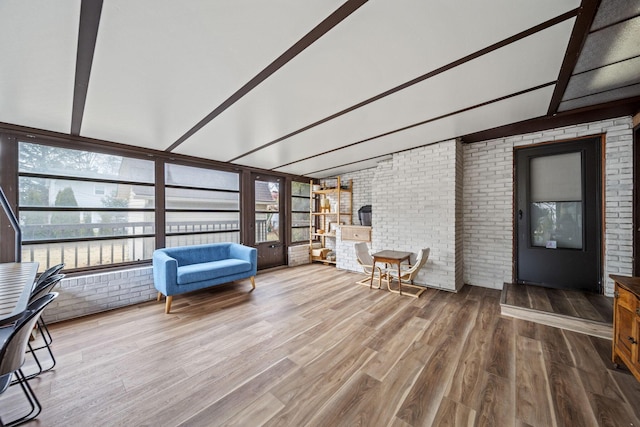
[165,0,368,153]
[279,82,555,174]
[463,96,640,144]
[71,0,103,136]
[546,0,601,116]
[230,9,579,164]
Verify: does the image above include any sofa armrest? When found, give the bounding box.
[229,243,258,274]
[153,250,178,295]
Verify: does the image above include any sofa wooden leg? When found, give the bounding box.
[157,292,162,302]
[250,276,256,290]
[165,296,173,314]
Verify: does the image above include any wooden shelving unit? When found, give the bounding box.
[309,177,352,264]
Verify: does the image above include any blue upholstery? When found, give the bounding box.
[152,243,257,313]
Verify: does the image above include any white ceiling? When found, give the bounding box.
[0,0,638,178]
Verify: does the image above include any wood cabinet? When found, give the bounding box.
[611,275,640,381]
[309,177,352,264]
[341,225,371,242]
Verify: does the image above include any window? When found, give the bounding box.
[165,163,240,247]
[291,181,310,243]
[18,142,155,272]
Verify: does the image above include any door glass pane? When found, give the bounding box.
[530,152,583,249]
[530,152,582,202]
[255,180,279,243]
[531,202,582,249]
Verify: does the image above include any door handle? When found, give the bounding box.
[627,336,638,345]
[518,209,523,220]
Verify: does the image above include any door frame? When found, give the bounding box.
[513,135,605,292]
[247,172,287,270]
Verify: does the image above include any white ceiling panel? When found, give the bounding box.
[80,0,344,149]
[234,20,573,171]
[277,86,555,177]
[0,0,80,133]
[176,0,579,161]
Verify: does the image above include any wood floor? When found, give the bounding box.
[501,283,614,339]
[2,264,639,426]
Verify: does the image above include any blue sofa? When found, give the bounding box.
[152,242,257,313]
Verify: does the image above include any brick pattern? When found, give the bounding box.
[288,244,310,267]
[341,168,375,223]
[44,267,156,323]
[463,116,634,295]
[371,140,460,291]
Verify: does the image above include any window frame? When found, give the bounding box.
[290,180,311,244]
[164,162,241,248]
[17,140,156,272]
[0,128,310,273]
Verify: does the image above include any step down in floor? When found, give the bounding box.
[500,283,612,340]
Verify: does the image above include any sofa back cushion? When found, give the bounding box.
[162,243,231,266]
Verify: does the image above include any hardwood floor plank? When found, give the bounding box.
[431,396,476,427]
[361,315,429,381]
[609,368,640,421]
[586,391,639,427]
[485,317,514,379]
[527,285,554,312]
[563,290,605,322]
[177,358,297,426]
[562,330,615,379]
[221,392,285,427]
[396,334,462,426]
[536,323,575,367]
[2,264,636,427]
[514,284,531,308]
[583,292,613,323]
[396,299,479,426]
[474,372,514,427]
[304,371,381,427]
[546,288,580,317]
[446,295,500,408]
[266,329,377,425]
[545,360,598,427]
[515,336,555,427]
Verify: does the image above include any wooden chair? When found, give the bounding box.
[386,248,430,297]
[354,242,387,288]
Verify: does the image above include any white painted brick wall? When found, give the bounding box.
[341,168,375,223]
[288,244,310,267]
[463,116,634,295]
[43,267,156,323]
[370,140,461,291]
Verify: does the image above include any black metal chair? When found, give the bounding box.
[32,263,64,292]
[21,274,65,379]
[0,293,57,426]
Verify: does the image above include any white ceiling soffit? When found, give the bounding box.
[240,20,573,172]
[174,0,580,162]
[288,86,556,178]
[80,0,344,149]
[0,0,80,133]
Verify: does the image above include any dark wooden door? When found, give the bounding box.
[251,174,285,269]
[515,137,602,292]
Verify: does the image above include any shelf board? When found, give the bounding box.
[311,258,336,265]
[311,212,352,216]
[312,233,336,237]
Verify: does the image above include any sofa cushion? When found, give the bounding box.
[166,243,231,266]
[176,259,252,285]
